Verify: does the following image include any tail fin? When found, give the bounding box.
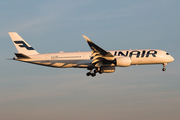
[8,32,39,55]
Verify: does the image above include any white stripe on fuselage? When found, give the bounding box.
[15,49,173,68]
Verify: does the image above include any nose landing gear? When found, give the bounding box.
[162,68,166,71]
[162,63,167,71]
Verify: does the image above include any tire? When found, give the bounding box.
[91,73,96,77]
[162,68,166,71]
[86,72,91,76]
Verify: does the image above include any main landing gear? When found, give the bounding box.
[162,63,167,71]
[86,68,103,77]
[86,72,96,77]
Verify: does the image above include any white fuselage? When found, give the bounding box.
[9,32,174,76]
[15,49,174,68]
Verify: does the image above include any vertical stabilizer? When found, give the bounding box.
[8,32,39,55]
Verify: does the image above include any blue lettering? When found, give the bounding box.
[114,50,157,58]
[118,51,129,56]
[129,51,140,58]
[141,50,146,58]
[146,50,157,57]
[14,41,34,50]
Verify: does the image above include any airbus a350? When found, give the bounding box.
[9,32,174,77]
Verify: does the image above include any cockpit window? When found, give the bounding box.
[166,53,169,55]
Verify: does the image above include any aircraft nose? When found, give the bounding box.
[169,55,174,62]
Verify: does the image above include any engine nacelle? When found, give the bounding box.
[115,57,131,67]
[101,66,115,73]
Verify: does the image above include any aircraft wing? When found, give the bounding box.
[82,35,114,67]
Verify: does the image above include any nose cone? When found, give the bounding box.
[169,55,174,62]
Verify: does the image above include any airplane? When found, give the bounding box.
[8,32,174,77]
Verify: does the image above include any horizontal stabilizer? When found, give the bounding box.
[14,53,31,59]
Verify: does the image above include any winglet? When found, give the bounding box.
[82,35,92,43]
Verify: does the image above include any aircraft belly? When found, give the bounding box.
[28,59,90,68]
[51,63,73,68]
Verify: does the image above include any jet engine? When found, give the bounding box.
[114,57,131,67]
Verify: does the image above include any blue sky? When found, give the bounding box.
[1,0,180,120]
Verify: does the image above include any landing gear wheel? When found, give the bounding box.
[99,70,103,74]
[86,72,91,76]
[94,69,98,73]
[91,73,96,77]
[162,68,166,71]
